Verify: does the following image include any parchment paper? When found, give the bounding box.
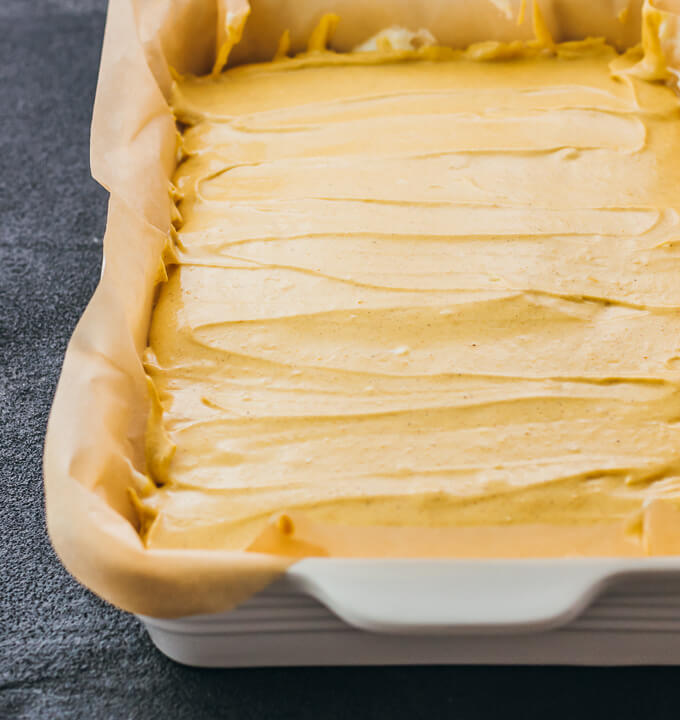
[44,0,680,618]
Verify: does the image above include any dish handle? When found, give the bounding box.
[286,558,636,635]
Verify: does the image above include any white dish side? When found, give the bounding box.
[139,558,680,666]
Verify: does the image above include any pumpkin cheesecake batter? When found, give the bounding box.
[138,29,680,554]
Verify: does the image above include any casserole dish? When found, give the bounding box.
[45,0,680,664]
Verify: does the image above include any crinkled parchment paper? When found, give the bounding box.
[44,0,680,618]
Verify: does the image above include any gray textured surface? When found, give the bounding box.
[3,1,680,718]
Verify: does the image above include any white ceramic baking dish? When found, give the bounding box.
[45,0,680,665]
[139,558,680,666]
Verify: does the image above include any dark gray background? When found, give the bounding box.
[2,1,680,717]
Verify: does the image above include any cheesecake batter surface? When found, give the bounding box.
[139,32,680,553]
